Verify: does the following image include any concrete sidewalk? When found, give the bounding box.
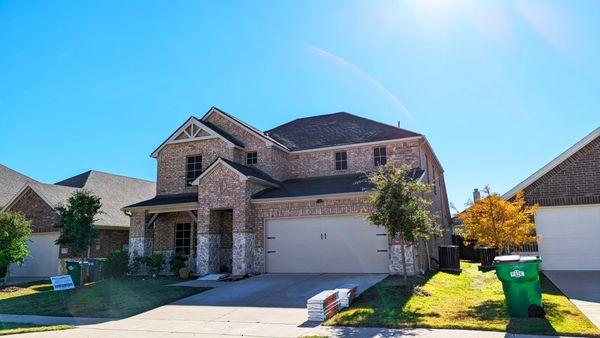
[3,324,576,337]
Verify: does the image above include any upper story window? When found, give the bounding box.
[186,155,202,186]
[246,151,258,165]
[374,147,387,166]
[432,167,437,195]
[175,223,192,255]
[335,151,348,170]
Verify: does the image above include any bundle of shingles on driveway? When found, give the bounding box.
[307,283,358,321]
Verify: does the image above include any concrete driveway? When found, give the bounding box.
[544,270,600,329]
[14,273,386,337]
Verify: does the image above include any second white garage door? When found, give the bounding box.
[10,232,61,278]
[536,205,600,270]
[265,215,390,273]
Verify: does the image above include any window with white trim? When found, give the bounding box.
[335,151,348,170]
[186,155,202,186]
[246,151,257,165]
[374,147,387,166]
[175,223,192,255]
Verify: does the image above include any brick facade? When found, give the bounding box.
[135,110,451,276]
[522,135,600,207]
[8,189,59,233]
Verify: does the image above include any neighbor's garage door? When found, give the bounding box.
[536,205,600,270]
[265,215,390,273]
[11,232,61,277]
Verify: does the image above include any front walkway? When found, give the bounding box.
[545,270,600,329]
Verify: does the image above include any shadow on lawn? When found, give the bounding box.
[466,293,558,336]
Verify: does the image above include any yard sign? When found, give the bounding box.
[50,275,75,291]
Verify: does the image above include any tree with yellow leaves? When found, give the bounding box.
[459,187,538,254]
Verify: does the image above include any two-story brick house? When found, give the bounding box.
[125,107,451,276]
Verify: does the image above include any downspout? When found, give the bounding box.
[425,239,432,271]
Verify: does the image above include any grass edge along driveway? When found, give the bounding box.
[0,278,207,318]
[325,261,600,337]
[0,322,71,336]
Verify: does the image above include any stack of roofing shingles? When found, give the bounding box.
[335,284,358,309]
[307,290,340,322]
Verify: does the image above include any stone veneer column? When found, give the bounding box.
[129,210,153,261]
[389,244,416,275]
[196,233,220,275]
[232,232,254,275]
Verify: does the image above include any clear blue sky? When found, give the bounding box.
[1,1,598,212]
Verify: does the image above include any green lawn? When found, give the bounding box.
[0,278,207,318]
[0,322,71,336]
[325,261,600,337]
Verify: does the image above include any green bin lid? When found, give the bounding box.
[493,255,540,264]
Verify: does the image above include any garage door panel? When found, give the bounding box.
[266,215,389,273]
[536,206,600,271]
[11,232,61,277]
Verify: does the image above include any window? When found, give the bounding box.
[186,155,202,186]
[335,151,347,170]
[246,151,257,165]
[425,155,430,183]
[374,147,387,166]
[175,223,192,255]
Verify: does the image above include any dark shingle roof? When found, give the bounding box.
[125,192,198,209]
[266,112,421,151]
[54,170,156,227]
[0,164,37,208]
[219,158,279,185]
[252,168,425,200]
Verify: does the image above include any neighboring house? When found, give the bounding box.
[2,170,156,278]
[503,126,600,271]
[125,107,451,276]
[0,164,37,209]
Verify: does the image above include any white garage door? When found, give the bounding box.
[11,232,61,278]
[265,215,390,273]
[536,205,600,270]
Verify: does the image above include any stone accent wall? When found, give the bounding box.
[156,138,233,195]
[522,135,600,207]
[389,244,417,275]
[232,233,254,275]
[288,140,421,178]
[7,188,59,233]
[196,233,219,275]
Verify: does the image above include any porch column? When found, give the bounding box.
[196,207,220,275]
[232,208,254,275]
[129,210,154,260]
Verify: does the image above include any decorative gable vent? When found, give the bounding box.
[175,123,210,141]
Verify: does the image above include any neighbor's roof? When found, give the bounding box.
[124,192,198,209]
[0,164,37,208]
[266,112,422,151]
[252,168,425,200]
[54,170,156,227]
[503,126,600,200]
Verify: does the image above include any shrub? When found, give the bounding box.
[147,252,165,278]
[103,249,129,278]
[128,254,147,276]
[169,253,188,275]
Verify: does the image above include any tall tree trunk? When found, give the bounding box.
[2,266,10,287]
[401,237,408,281]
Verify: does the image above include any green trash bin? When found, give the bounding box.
[66,261,89,286]
[493,255,542,318]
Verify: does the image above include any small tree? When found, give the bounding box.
[459,187,538,254]
[367,163,441,280]
[0,212,32,286]
[55,190,102,286]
